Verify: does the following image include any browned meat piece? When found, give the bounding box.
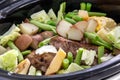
[27,51,55,73]
[50,36,99,57]
[31,34,43,49]
[41,31,54,39]
[15,34,32,51]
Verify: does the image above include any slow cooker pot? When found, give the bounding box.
[0,0,120,80]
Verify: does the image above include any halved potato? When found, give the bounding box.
[67,26,83,41]
[86,19,98,32]
[75,21,88,33]
[20,23,39,35]
[78,10,89,20]
[57,20,72,37]
[14,58,30,74]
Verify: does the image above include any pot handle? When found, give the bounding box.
[0,0,39,19]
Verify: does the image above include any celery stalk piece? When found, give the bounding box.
[81,49,96,65]
[65,63,84,73]
[48,8,57,21]
[107,26,120,49]
[0,26,21,46]
[31,10,50,23]
[28,66,36,75]
[36,70,42,76]
[0,50,18,71]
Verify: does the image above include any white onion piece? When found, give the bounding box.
[35,45,57,54]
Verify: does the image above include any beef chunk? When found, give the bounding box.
[50,36,99,56]
[27,51,55,73]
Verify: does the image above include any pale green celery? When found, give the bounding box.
[0,26,21,46]
[107,26,120,49]
[65,63,84,73]
[36,70,42,76]
[48,8,57,21]
[28,66,36,75]
[0,50,18,71]
[31,10,50,23]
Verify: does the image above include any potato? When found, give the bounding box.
[75,21,88,33]
[86,19,98,32]
[57,20,72,38]
[67,26,83,41]
[14,58,30,74]
[15,34,32,51]
[20,23,38,35]
[78,10,89,20]
[45,48,66,75]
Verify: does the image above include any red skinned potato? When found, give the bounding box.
[67,26,83,41]
[75,21,88,33]
[57,20,72,38]
[86,19,98,32]
[31,34,44,49]
[20,23,39,35]
[15,34,32,51]
[78,10,89,20]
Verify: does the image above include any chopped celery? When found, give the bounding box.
[31,10,50,23]
[36,70,42,76]
[0,26,21,46]
[107,26,120,49]
[65,63,84,73]
[0,50,18,71]
[57,69,66,74]
[28,66,36,75]
[81,65,91,69]
[48,8,57,21]
[81,49,96,65]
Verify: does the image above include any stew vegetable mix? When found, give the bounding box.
[0,2,120,76]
